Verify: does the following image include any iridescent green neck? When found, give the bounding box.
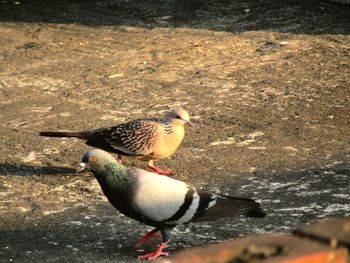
[93,159,128,190]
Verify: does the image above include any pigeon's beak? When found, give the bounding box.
[76,162,87,173]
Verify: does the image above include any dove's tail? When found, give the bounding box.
[39,131,89,138]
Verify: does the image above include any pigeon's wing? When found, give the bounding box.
[130,169,200,225]
[129,169,265,225]
[100,119,160,156]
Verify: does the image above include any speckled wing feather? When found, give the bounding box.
[101,119,160,156]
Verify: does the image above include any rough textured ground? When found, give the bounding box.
[0,0,350,262]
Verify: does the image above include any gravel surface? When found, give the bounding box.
[0,0,349,262]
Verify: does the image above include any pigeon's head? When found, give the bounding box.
[78,149,115,173]
[166,108,191,126]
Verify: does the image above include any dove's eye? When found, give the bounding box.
[90,156,97,163]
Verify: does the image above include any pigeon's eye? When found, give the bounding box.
[176,114,182,119]
[89,156,97,163]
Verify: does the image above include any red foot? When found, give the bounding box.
[135,228,161,248]
[147,165,174,176]
[117,155,123,163]
[138,242,169,260]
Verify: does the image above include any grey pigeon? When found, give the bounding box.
[79,149,266,260]
[40,108,191,175]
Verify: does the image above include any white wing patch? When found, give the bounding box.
[208,194,217,208]
[132,170,190,222]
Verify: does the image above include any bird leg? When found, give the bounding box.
[138,242,168,260]
[147,160,174,176]
[135,228,161,248]
[147,165,174,176]
[114,154,123,163]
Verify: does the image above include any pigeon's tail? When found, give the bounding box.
[217,196,267,219]
[245,206,266,218]
[39,131,89,139]
[192,191,266,222]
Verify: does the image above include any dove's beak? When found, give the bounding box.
[76,162,87,173]
[183,119,192,126]
[186,120,193,126]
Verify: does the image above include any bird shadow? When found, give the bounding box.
[0,163,76,176]
[0,0,349,35]
[0,205,207,262]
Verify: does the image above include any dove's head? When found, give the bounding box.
[78,149,119,173]
[166,108,192,127]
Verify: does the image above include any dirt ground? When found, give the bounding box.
[0,0,350,262]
